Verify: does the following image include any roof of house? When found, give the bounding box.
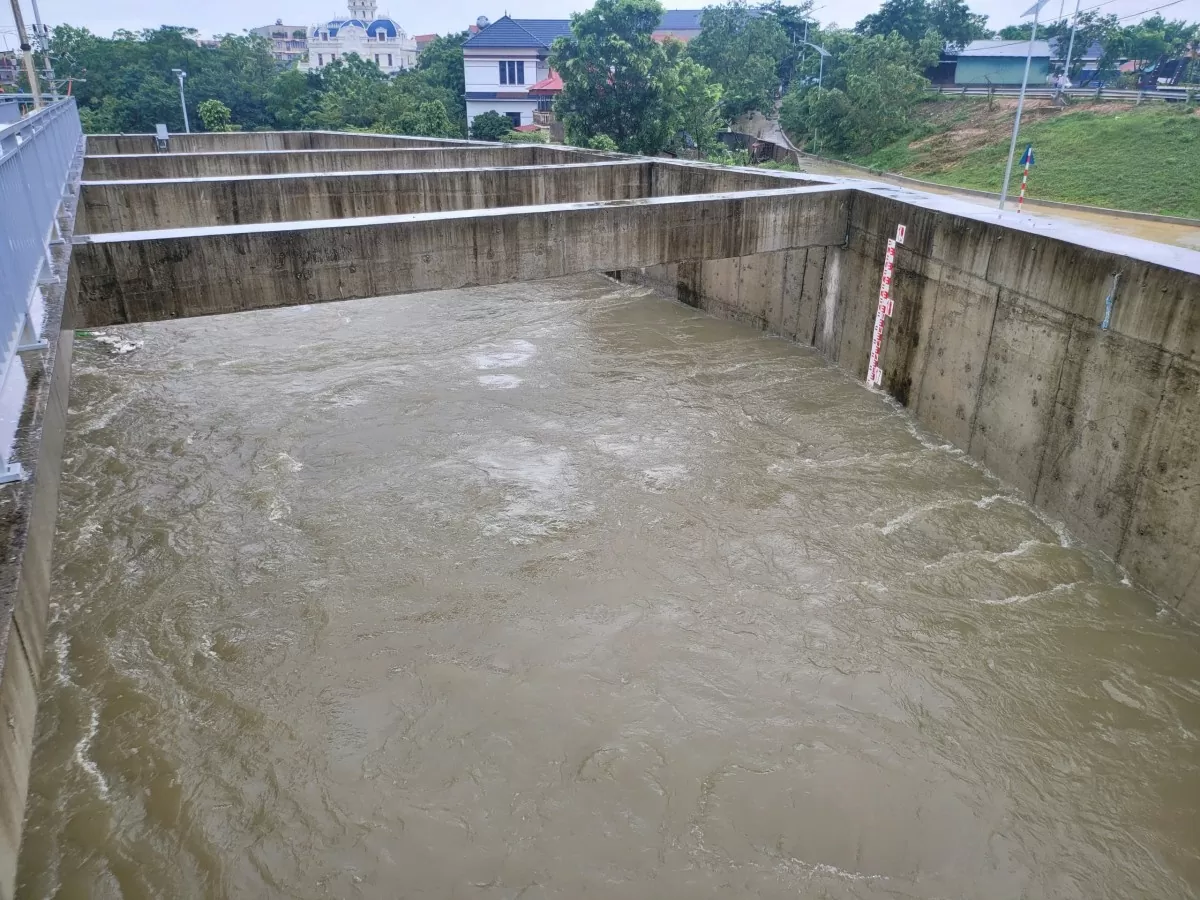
[656,9,703,30]
[958,39,1052,59]
[513,124,542,132]
[1048,37,1104,60]
[464,11,706,49]
[414,33,438,41]
[463,16,572,48]
[528,70,563,93]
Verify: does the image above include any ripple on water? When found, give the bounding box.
[16,275,1200,900]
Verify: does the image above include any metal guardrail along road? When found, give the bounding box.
[931,85,1197,103]
[0,99,81,482]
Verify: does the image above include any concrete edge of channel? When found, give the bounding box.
[0,140,84,900]
[793,151,1200,228]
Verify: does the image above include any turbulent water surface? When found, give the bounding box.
[17,275,1200,899]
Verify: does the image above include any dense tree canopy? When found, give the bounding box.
[856,0,989,48]
[550,0,721,154]
[29,24,467,137]
[688,2,790,117]
[781,28,940,154]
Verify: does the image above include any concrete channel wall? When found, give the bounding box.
[69,186,851,325]
[85,131,483,155]
[81,145,587,180]
[78,162,799,233]
[621,189,1200,611]
[0,152,81,900]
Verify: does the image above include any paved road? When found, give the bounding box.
[738,112,1200,252]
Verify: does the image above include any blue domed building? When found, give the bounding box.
[302,0,417,74]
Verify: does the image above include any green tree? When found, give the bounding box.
[687,1,790,118]
[470,110,514,141]
[552,0,715,155]
[781,29,937,155]
[390,100,459,138]
[661,38,723,153]
[857,0,988,48]
[416,31,469,121]
[198,98,233,131]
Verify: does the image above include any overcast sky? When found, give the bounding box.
[2,0,1197,45]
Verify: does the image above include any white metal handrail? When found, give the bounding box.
[0,98,81,483]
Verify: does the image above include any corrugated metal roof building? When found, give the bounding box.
[955,39,1052,86]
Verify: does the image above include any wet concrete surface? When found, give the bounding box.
[17,275,1200,898]
[794,156,1200,251]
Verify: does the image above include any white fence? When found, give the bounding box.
[0,99,81,483]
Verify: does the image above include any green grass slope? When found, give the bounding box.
[854,104,1200,219]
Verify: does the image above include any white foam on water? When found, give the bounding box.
[74,704,109,797]
[472,339,537,370]
[477,374,522,389]
[972,581,1081,606]
[91,333,144,355]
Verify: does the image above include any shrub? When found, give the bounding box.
[470,110,513,141]
[500,129,550,143]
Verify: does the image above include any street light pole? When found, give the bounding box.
[796,41,831,154]
[999,0,1050,210]
[171,68,190,133]
[1062,0,1083,88]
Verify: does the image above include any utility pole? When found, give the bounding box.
[1062,0,1082,88]
[171,68,190,133]
[28,0,54,93]
[999,0,1049,210]
[7,0,42,108]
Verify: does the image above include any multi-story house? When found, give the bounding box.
[301,0,418,75]
[463,16,571,129]
[250,20,310,65]
[462,11,705,129]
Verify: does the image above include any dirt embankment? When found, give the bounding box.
[899,99,1135,174]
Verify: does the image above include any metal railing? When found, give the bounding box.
[930,85,1196,103]
[0,98,81,483]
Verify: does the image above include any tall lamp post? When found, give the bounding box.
[796,41,831,155]
[1061,0,1083,91]
[171,67,190,133]
[999,0,1050,209]
[797,40,830,91]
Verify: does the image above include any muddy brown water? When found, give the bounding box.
[17,275,1200,899]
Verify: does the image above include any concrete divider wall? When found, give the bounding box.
[85,131,486,155]
[81,145,588,180]
[78,162,803,233]
[69,186,850,327]
[624,190,1200,611]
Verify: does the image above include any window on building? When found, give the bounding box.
[498,60,525,85]
[375,53,380,63]
[317,53,323,65]
[505,112,521,127]
[387,53,392,66]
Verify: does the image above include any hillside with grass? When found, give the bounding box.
[845,100,1200,219]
